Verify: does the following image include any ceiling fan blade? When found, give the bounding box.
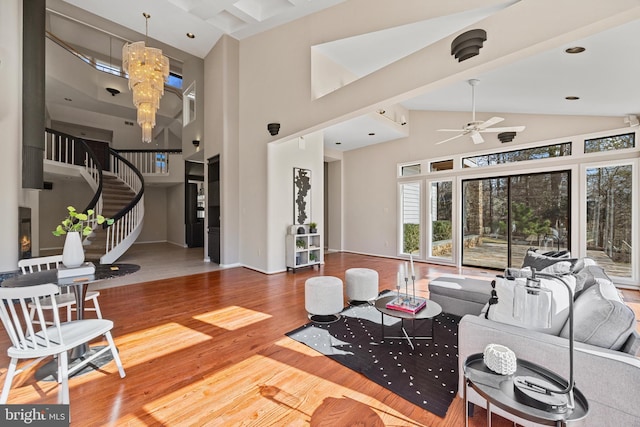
[437,128,465,132]
[471,131,484,144]
[477,116,504,130]
[480,125,526,133]
[435,133,465,145]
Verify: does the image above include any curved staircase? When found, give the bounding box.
[45,129,144,264]
[84,174,136,262]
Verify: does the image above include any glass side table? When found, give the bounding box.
[463,353,589,427]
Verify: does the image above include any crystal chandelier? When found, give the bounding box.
[122,13,169,143]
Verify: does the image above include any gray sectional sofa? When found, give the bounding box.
[430,251,640,426]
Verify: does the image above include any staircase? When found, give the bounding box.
[45,128,145,264]
[84,174,136,262]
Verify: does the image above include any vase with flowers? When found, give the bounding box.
[53,206,114,268]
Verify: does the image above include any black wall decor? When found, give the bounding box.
[293,167,311,225]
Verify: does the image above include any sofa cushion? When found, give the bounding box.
[522,249,577,272]
[486,274,576,335]
[560,280,636,351]
[622,330,640,356]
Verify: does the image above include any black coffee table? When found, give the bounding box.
[374,294,442,349]
[463,353,589,426]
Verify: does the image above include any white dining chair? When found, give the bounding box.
[0,283,125,404]
[18,255,103,322]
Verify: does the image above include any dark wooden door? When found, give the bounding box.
[208,155,221,263]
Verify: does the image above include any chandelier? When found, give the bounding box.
[122,13,169,143]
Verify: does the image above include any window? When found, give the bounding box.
[155,153,167,173]
[584,133,635,153]
[463,142,571,168]
[586,163,633,278]
[400,182,421,255]
[401,164,421,176]
[167,72,183,90]
[183,82,196,126]
[430,159,453,172]
[429,181,452,260]
[95,60,122,76]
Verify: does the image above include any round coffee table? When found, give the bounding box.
[374,294,442,349]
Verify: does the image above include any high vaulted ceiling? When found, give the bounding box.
[60,0,347,58]
[48,0,640,152]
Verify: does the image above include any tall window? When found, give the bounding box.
[586,164,633,278]
[400,182,421,255]
[429,181,452,260]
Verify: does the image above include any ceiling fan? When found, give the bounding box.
[435,79,525,145]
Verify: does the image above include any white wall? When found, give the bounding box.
[38,179,93,251]
[166,183,185,247]
[204,35,241,266]
[0,0,22,272]
[137,186,168,243]
[267,131,324,273]
[181,56,205,157]
[326,158,343,252]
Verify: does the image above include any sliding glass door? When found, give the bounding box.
[462,170,570,269]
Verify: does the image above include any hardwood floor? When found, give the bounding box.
[0,252,637,426]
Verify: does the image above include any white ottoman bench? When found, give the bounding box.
[345,268,379,305]
[305,276,344,323]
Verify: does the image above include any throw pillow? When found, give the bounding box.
[522,249,577,272]
[574,265,612,296]
[560,280,636,351]
[572,257,596,273]
[486,275,576,335]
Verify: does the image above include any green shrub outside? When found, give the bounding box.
[403,223,419,254]
[432,220,452,241]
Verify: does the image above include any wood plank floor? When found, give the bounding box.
[0,252,637,426]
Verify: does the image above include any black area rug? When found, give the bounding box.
[285,296,461,418]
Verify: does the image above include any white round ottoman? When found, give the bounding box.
[345,268,379,305]
[305,276,344,323]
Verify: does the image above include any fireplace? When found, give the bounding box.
[19,207,32,259]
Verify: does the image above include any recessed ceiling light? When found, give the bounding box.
[565,46,585,54]
[186,33,195,39]
[368,132,375,136]
[565,96,580,100]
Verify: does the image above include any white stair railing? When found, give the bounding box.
[44,129,144,263]
[102,151,145,263]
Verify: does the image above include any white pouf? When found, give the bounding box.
[305,276,344,323]
[345,268,379,304]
